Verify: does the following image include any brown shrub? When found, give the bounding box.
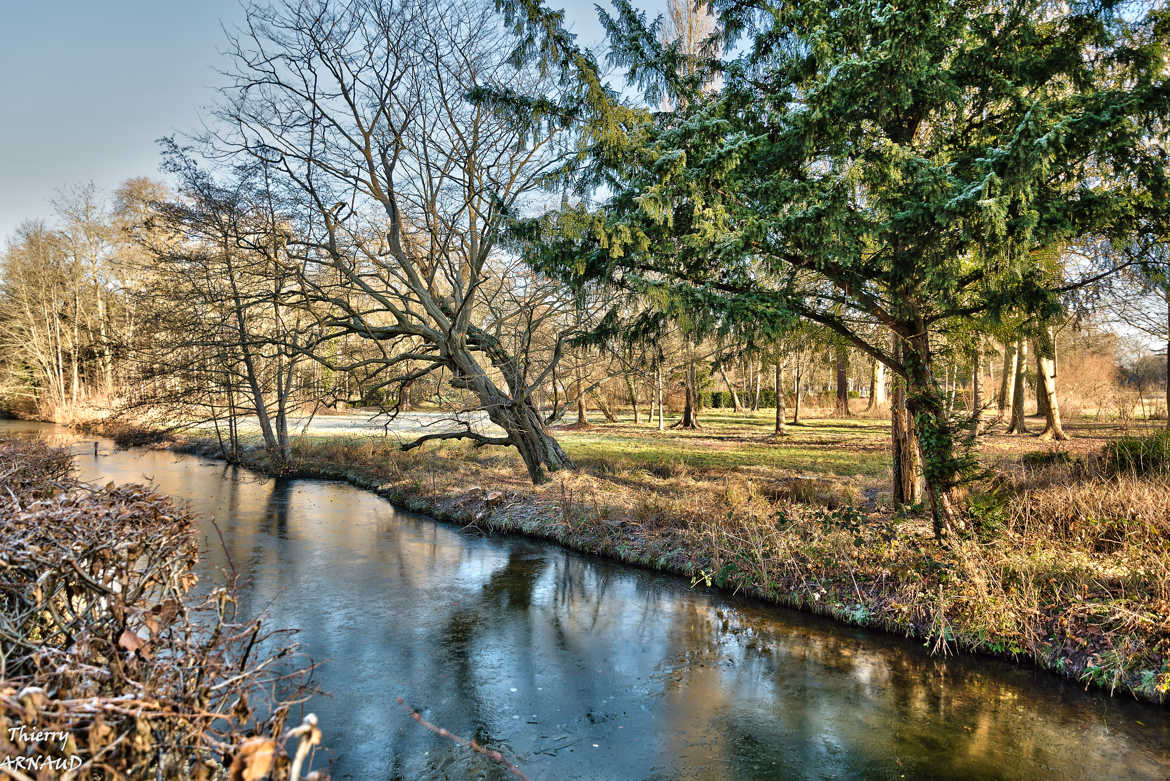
[0,437,325,779]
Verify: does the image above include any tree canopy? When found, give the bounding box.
[493,0,1170,531]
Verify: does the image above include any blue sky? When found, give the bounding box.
[0,1,636,241]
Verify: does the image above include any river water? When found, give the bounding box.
[5,421,1168,780]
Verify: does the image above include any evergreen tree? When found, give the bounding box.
[493,0,1170,535]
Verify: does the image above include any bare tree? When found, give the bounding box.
[1104,240,1170,426]
[0,224,74,416]
[215,0,578,483]
[123,158,316,466]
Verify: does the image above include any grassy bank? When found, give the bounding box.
[88,412,1170,704]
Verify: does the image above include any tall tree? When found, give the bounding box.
[494,0,1170,534]
[1007,339,1030,434]
[1033,325,1068,440]
[833,343,851,417]
[215,0,581,483]
[131,154,312,466]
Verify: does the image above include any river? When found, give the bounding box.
[5,421,1168,780]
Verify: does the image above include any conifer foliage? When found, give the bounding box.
[493,0,1170,534]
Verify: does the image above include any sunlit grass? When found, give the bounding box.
[553,410,891,477]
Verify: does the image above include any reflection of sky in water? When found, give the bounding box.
[11,422,1169,781]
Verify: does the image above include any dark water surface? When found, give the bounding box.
[7,421,1169,780]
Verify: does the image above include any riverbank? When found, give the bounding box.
[81,416,1170,705]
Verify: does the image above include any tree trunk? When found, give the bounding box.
[997,339,1017,418]
[1035,348,1050,419]
[224,249,281,463]
[718,363,744,413]
[751,359,762,412]
[1165,287,1169,429]
[890,334,923,508]
[1034,327,1068,441]
[489,399,574,484]
[792,366,803,425]
[656,364,665,431]
[452,358,575,485]
[625,372,641,423]
[672,359,702,429]
[970,343,982,439]
[834,343,850,416]
[1007,338,1029,434]
[592,391,619,423]
[574,372,590,428]
[773,360,787,436]
[71,289,81,407]
[865,358,877,411]
[95,281,113,399]
[900,330,966,537]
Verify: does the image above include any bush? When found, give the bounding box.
[1101,429,1170,475]
[0,437,325,779]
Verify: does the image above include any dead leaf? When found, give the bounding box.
[118,628,151,659]
[232,692,252,725]
[88,718,116,754]
[229,737,277,781]
[154,598,180,623]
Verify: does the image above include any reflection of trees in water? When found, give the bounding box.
[547,551,618,650]
[54,426,1170,779]
[262,477,292,538]
[658,603,1168,780]
[394,546,550,780]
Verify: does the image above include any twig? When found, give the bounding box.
[396,697,531,781]
[207,515,238,583]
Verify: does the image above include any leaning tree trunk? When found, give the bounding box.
[834,343,851,417]
[452,361,574,485]
[773,361,787,436]
[1034,327,1067,441]
[1007,338,1029,434]
[718,364,745,413]
[593,391,620,423]
[900,330,966,537]
[997,339,1017,419]
[890,334,923,508]
[490,400,574,484]
[625,372,641,423]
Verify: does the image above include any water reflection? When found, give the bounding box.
[6,422,1168,780]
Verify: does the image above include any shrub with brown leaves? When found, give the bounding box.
[0,437,326,779]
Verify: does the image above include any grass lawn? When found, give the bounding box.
[559,413,893,478]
